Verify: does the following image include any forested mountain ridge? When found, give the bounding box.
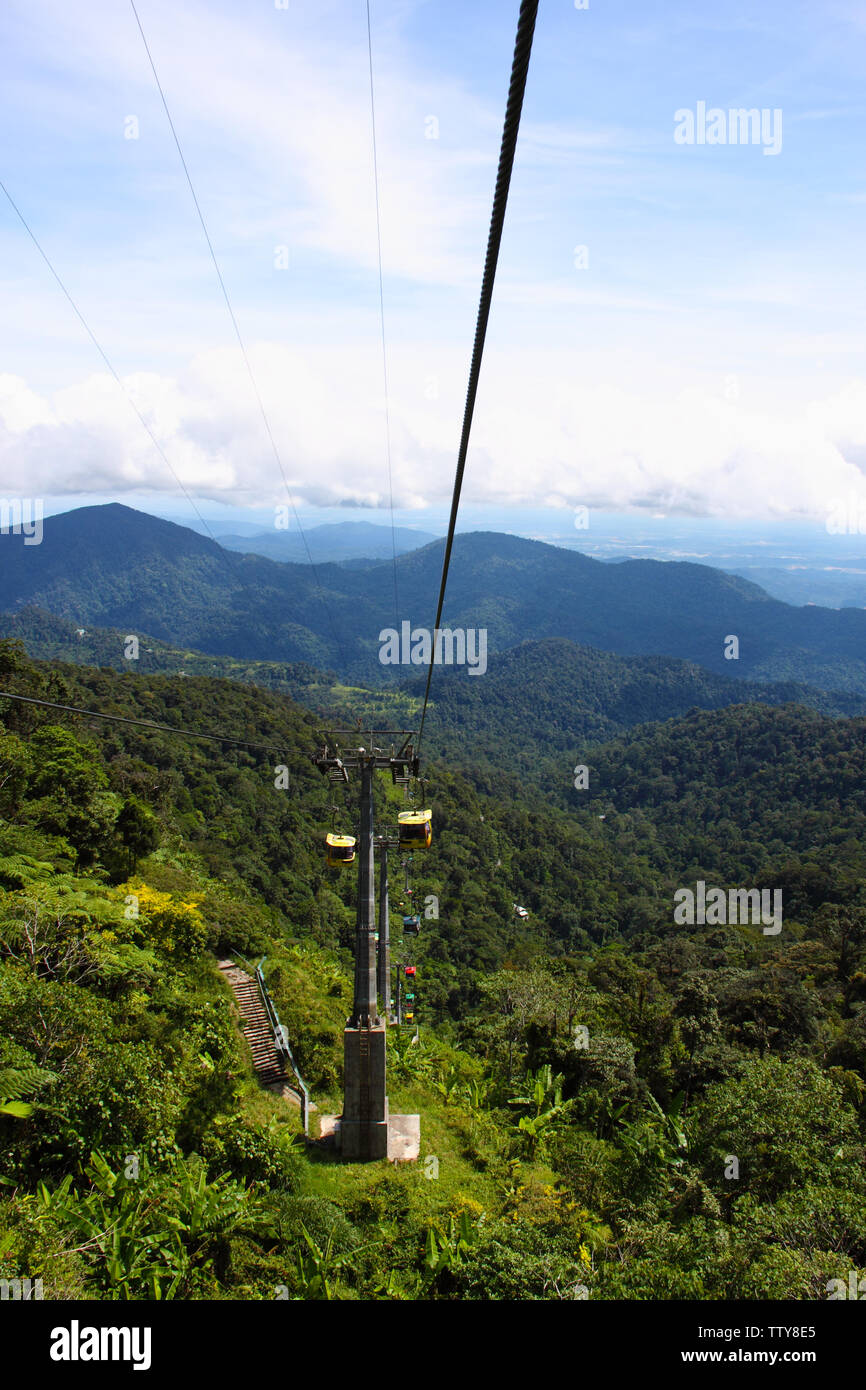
[1,641,866,1299]
[8,612,866,792]
[418,637,866,785]
[0,605,335,704]
[0,505,346,669]
[5,504,866,693]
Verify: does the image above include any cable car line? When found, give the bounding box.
[130,0,346,669]
[365,0,400,628]
[0,178,279,628]
[415,0,539,755]
[0,689,301,758]
[0,178,225,553]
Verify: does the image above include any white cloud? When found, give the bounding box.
[3,0,495,290]
[2,345,864,522]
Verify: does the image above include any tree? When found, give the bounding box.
[694,1056,862,1203]
[114,797,161,874]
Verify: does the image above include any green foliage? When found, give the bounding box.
[693,1056,863,1202]
[200,1114,300,1190]
[445,1215,589,1300]
[423,1209,484,1286]
[1,638,866,1301]
[35,1150,265,1299]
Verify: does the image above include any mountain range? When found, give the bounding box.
[4,503,866,694]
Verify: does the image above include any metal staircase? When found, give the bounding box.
[217,957,311,1130]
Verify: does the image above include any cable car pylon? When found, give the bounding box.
[314,729,424,1161]
[376,835,393,1025]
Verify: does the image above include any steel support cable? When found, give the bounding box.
[130,0,346,668]
[0,179,228,553]
[0,688,301,758]
[365,0,400,628]
[416,0,539,756]
[0,179,320,688]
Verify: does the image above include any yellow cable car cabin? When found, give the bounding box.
[325,833,356,868]
[397,809,432,852]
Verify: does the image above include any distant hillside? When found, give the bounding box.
[5,504,866,693]
[7,611,865,827]
[0,504,351,670]
[418,637,866,785]
[218,520,438,564]
[0,606,332,702]
[0,606,420,726]
[726,565,866,610]
[580,701,866,903]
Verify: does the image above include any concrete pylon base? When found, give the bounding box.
[339,1117,390,1161]
[341,1023,389,1161]
[317,1113,420,1163]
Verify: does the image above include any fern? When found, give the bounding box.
[0,1061,58,1102]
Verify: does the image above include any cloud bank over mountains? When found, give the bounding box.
[2,352,865,522]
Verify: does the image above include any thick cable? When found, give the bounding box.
[416,0,539,753]
[0,688,299,758]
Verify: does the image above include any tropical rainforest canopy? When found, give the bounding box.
[1,635,865,1301]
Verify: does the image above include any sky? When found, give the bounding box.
[2,0,866,536]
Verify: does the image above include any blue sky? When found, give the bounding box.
[2,0,866,532]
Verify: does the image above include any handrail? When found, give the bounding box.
[255,956,311,1135]
[229,947,258,977]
